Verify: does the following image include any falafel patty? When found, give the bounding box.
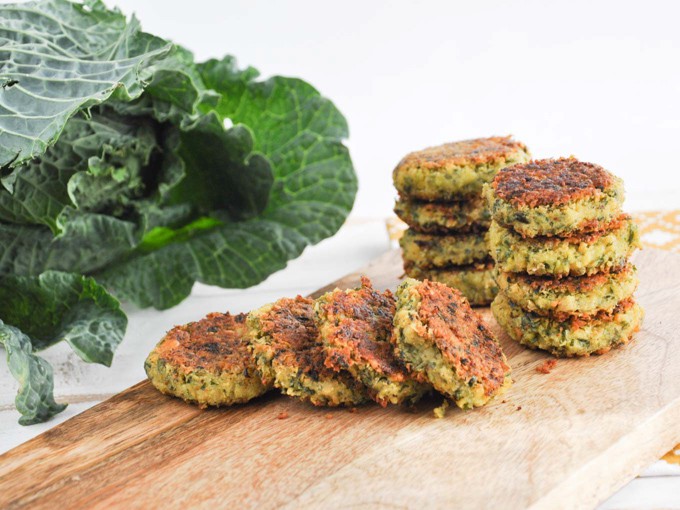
[393,279,512,409]
[394,196,491,233]
[248,296,368,407]
[400,228,489,268]
[495,264,638,316]
[484,158,624,238]
[491,292,644,357]
[404,261,497,306]
[145,312,270,407]
[314,276,430,406]
[489,216,640,277]
[393,136,531,201]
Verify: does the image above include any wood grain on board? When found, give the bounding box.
[1,248,679,510]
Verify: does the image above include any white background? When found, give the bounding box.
[108,0,680,217]
[2,1,680,508]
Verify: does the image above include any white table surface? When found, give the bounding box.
[2,217,679,509]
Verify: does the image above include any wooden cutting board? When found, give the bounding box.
[1,248,679,510]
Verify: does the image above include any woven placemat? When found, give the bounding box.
[386,210,680,464]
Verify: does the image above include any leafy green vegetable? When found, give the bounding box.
[0,0,356,424]
[0,321,67,425]
[0,271,127,363]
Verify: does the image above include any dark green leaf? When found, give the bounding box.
[0,320,67,425]
[0,271,127,364]
[199,56,357,243]
[171,113,272,221]
[0,209,139,276]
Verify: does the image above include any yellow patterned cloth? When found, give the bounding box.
[387,210,680,465]
[634,210,680,253]
[637,211,680,464]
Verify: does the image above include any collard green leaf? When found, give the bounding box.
[0,271,127,364]
[199,57,357,243]
[94,58,356,310]
[0,0,173,168]
[0,321,67,425]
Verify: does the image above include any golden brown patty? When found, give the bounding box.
[248,296,368,407]
[404,261,497,306]
[314,276,429,406]
[489,215,639,277]
[492,292,644,357]
[145,312,270,407]
[393,136,530,200]
[394,197,491,233]
[495,263,639,316]
[400,229,489,268]
[486,157,624,237]
[393,279,511,409]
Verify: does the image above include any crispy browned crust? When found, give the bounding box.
[559,297,636,327]
[404,259,495,273]
[514,263,634,294]
[254,296,339,381]
[415,280,509,396]
[533,214,631,245]
[492,157,615,207]
[319,277,410,382]
[393,197,490,234]
[395,136,528,171]
[154,312,255,375]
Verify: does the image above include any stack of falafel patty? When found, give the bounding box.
[393,136,531,305]
[485,158,644,357]
[145,277,512,411]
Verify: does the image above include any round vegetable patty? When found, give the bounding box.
[394,196,491,233]
[404,261,498,306]
[393,136,530,201]
[248,296,368,407]
[314,276,429,406]
[492,292,644,357]
[495,264,638,316]
[400,228,489,268]
[145,312,270,407]
[484,157,624,238]
[489,216,640,277]
[393,279,511,409]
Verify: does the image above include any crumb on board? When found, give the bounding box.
[536,359,558,374]
[325,413,333,420]
[277,411,289,420]
[501,400,507,404]
[348,407,358,414]
[434,399,450,419]
[517,406,522,411]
